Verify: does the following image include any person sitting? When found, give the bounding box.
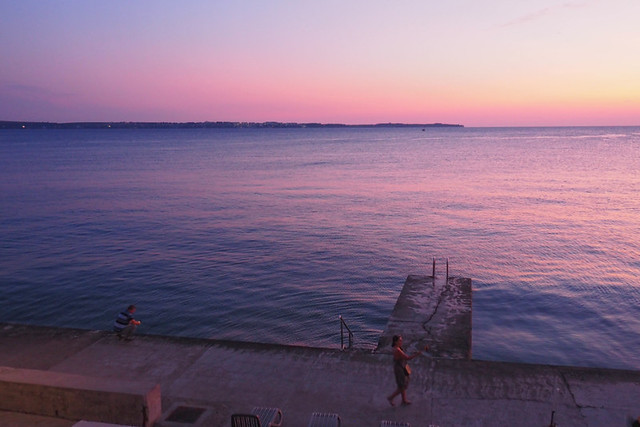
[113,304,141,341]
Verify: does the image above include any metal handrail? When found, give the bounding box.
[432,257,451,281]
[339,315,353,350]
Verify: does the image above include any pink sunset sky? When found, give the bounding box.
[1,0,639,127]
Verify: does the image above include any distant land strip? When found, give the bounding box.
[0,121,463,129]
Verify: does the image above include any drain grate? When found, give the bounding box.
[165,405,206,424]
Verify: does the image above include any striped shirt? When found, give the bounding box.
[113,310,134,332]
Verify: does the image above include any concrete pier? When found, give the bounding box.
[1,275,639,426]
[377,274,472,359]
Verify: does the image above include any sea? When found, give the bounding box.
[1,126,639,370]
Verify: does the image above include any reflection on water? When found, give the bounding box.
[1,126,639,369]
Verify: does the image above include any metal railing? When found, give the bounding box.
[432,257,450,282]
[339,315,353,350]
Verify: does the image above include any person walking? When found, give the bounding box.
[113,304,141,341]
[387,334,426,406]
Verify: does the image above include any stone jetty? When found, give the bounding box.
[377,274,472,360]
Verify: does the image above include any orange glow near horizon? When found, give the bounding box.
[1,1,639,126]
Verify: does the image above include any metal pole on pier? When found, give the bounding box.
[432,257,436,278]
[446,258,449,282]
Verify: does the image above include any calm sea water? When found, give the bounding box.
[1,126,639,370]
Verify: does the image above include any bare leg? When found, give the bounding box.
[387,389,402,406]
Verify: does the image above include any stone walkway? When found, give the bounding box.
[1,322,640,426]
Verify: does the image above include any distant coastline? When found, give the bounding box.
[0,120,463,130]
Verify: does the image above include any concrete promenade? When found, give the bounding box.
[2,323,640,426]
[1,274,640,426]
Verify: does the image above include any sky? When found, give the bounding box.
[1,0,639,127]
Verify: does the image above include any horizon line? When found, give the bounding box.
[2,120,639,129]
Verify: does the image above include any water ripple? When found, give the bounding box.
[1,126,640,369]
